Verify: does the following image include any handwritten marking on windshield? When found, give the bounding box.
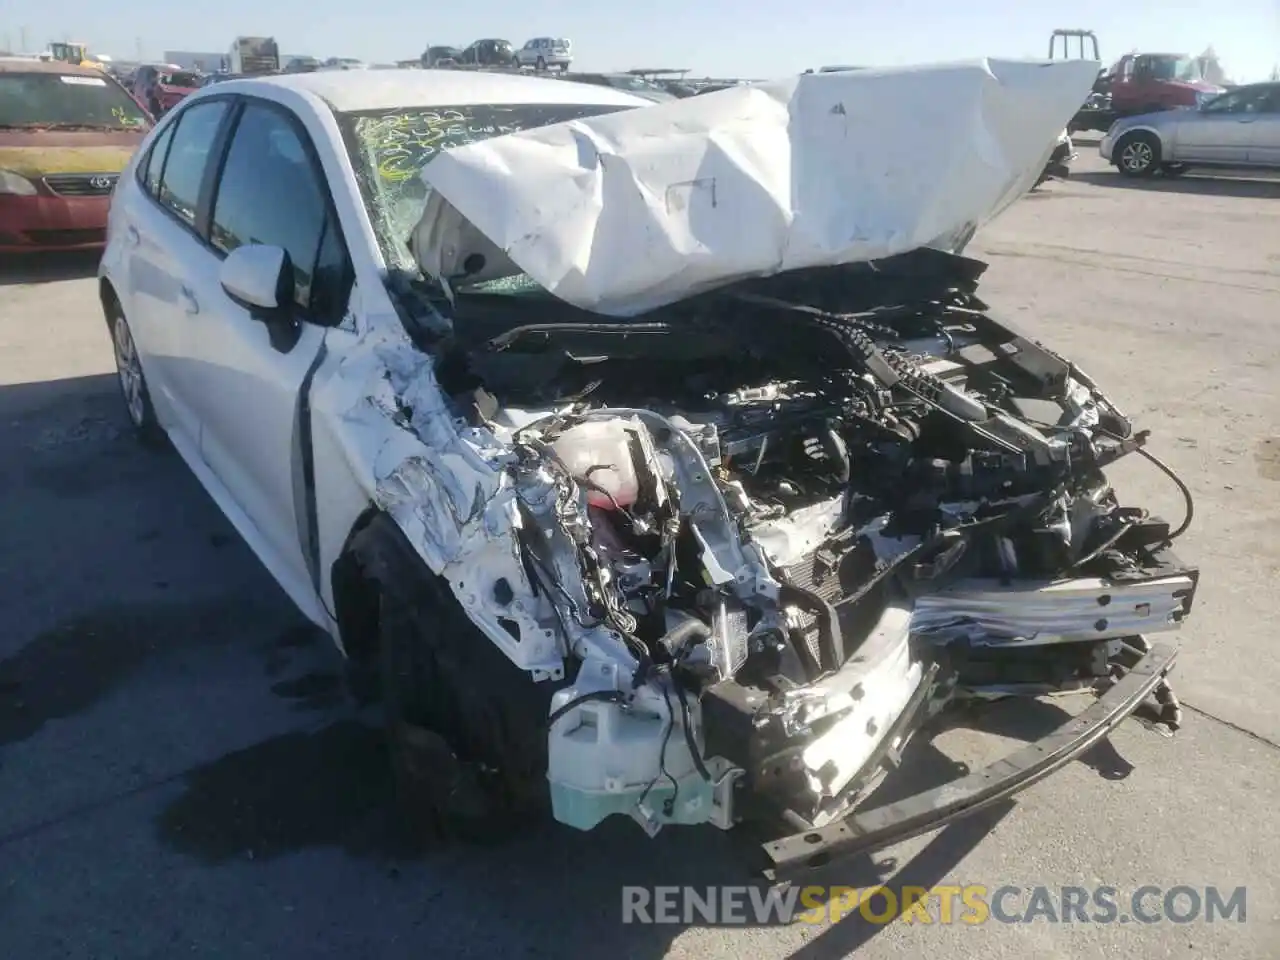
[356,109,523,182]
[110,106,147,128]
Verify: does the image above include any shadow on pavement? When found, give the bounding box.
[0,597,284,748]
[943,693,1135,781]
[4,369,1147,957]
[152,681,1139,955]
[1073,169,1280,199]
[0,251,101,287]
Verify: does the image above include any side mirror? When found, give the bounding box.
[219,244,300,352]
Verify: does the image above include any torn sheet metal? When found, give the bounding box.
[414,58,1100,316]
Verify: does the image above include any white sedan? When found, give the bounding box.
[100,69,649,839]
[100,63,1194,877]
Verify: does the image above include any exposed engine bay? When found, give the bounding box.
[416,248,1198,845]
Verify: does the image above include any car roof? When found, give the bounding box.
[0,57,105,76]
[235,68,651,112]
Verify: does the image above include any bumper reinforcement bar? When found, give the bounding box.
[760,641,1177,881]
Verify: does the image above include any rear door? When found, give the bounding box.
[180,97,354,617]
[118,97,234,450]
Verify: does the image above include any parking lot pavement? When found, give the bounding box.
[2,152,1278,959]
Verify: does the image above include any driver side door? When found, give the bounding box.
[1175,87,1269,163]
[180,96,354,621]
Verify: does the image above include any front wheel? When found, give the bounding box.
[1115,131,1161,177]
[353,517,556,849]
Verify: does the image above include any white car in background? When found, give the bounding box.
[514,37,572,71]
[97,63,1193,881]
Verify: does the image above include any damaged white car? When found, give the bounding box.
[99,61,1197,879]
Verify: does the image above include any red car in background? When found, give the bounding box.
[0,57,151,253]
[131,65,201,117]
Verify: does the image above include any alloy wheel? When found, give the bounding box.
[1120,140,1153,173]
[112,314,146,427]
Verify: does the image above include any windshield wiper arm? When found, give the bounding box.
[486,321,677,352]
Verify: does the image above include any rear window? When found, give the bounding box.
[161,72,201,88]
[0,72,150,129]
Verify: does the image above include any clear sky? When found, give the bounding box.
[5,0,1279,82]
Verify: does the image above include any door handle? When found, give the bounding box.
[179,286,199,315]
[125,225,140,247]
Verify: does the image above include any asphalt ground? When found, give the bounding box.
[2,143,1278,958]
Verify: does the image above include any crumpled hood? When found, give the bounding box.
[412,57,1099,317]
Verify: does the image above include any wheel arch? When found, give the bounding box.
[99,277,121,327]
[330,506,430,666]
[1114,123,1165,146]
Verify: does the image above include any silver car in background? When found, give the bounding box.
[515,37,573,72]
[1100,81,1280,177]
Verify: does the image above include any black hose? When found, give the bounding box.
[1131,445,1195,541]
[674,680,711,781]
[1094,426,1195,542]
[546,689,627,728]
[638,680,681,814]
[659,618,711,657]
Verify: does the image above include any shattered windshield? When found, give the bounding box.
[0,72,150,129]
[338,102,633,270]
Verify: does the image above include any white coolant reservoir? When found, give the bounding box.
[549,419,640,509]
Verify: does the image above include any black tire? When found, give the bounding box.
[1114,131,1161,177]
[106,299,168,449]
[350,516,557,849]
[535,56,546,71]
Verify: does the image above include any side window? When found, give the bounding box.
[1240,90,1270,113]
[156,99,230,227]
[1204,89,1266,114]
[1202,91,1239,113]
[209,102,349,322]
[1240,88,1276,113]
[142,121,176,196]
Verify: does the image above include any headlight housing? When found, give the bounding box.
[0,170,38,196]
